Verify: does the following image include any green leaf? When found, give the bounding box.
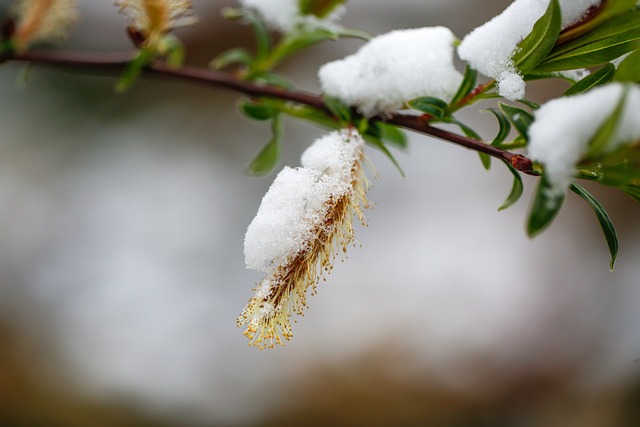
[254,72,295,90]
[239,99,280,121]
[615,48,640,82]
[298,0,345,18]
[564,63,616,96]
[224,7,271,62]
[527,175,565,237]
[484,108,512,146]
[499,103,534,142]
[449,65,478,108]
[623,185,640,203]
[408,96,449,120]
[555,9,640,55]
[570,183,619,270]
[586,86,628,157]
[375,122,408,150]
[209,48,253,70]
[512,0,562,72]
[268,30,338,66]
[499,162,524,211]
[323,96,352,123]
[363,134,405,177]
[535,28,640,72]
[160,35,186,68]
[115,48,155,93]
[247,116,283,175]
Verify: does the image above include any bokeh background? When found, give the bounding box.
[1,1,639,426]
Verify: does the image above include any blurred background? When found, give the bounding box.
[1,1,639,426]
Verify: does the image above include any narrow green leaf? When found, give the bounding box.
[115,48,155,93]
[408,96,449,120]
[615,48,640,82]
[375,122,408,150]
[499,103,534,142]
[161,35,186,68]
[239,99,280,121]
[323,96,352,123]
[484,107,512,146]
[224,7,271,63]
[363,135,405,177]
[564,63,616,96]
[535,29,640,72]
[570,183,619,270]
[553,9,640,58]
[527,175,565,237]
[268,30,338,66]
[254,72,295,90]
[586,86,628,157]
[247,116,283,175]
[623,185,640,203]
[449,65,478,107]
[209,48,253,70]
[298,0,345,18]
[499,162,524,211]
[513,0,562,72]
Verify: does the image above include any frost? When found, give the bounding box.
[239,0,344,32]
[301,129,365,182]
[319,27,463,117]
[528,84,640,196]
[244,166,349,272]
[458,0,602,100]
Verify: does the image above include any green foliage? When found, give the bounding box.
[513,0,561,73]
[323,96,352,124]
[535,9,640,72]
[239,99,280,121]
[564,63,616,95]
[408,96,449,120]
[615,48,640,83]
[449,65,478,108]
[499,163,524,211]
[569,183,619,270]
[585,87,628,157]
[247,115,283,175]
[298,0,345,18]
[499,103,534,143]
[527,176,565,238]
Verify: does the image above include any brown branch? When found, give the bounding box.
[5,50,535,174]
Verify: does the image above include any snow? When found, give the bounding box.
[318,27,463,117]
[239,0,344,32]
[243,166,349,272]
[528,83,640,196]
[301,129,365,182]
[458,0,602,100]
[244,129,367,272]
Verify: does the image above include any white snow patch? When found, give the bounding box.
[319,27,463,117]
[458,0,602,100]
[528,83,640,195]
[301,129,364,182]
[244,166,349,272]
[239,0,344,32]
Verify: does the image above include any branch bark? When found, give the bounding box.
[5,50,535,174]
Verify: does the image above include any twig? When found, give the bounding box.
[6,50,535,174]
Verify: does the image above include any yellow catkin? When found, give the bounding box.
[13,0,78,51]
[114,0,194,47]
[237,136,369,349]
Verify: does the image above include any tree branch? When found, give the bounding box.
[5,50,534,174]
